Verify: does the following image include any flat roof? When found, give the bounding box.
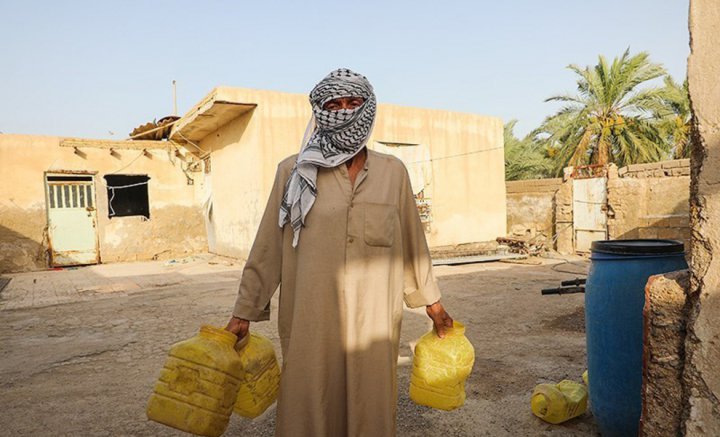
[169,87,256,144]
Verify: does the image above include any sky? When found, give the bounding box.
[0,1,690,139]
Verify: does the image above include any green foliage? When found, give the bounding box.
[653,77,692,159]
[504,120,553,180]
[535,49,673,175]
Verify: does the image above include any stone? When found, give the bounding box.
[640,270,689,437]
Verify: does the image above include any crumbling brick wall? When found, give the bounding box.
[640,270,690,437]
[505,178,562,241]
[607,161,691,250]
[682,1,720,434]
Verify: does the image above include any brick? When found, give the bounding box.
[638,227,660,239]
[661,160,682,169]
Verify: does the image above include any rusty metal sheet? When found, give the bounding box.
[573,177,608,252]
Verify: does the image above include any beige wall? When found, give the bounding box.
[505,178,562,240]
[192,88,506,260]
[506,161,690,255]
[684,0,720,434]
[0,134,207,272]
[607,162,691,249]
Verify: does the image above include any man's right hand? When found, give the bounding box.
[225,317,250,340]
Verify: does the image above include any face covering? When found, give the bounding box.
[279,68,377,247]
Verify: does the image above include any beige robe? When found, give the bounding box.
[233,149,441,437]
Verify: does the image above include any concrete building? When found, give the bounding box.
[0,87,506,272]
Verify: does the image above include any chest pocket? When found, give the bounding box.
[364,203,397,247]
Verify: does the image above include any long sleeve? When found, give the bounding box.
[232,164,287,321]
[399,165,442,308]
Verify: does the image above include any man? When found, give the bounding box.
[225,68,452,436]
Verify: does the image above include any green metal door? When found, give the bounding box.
[45,173,99,266]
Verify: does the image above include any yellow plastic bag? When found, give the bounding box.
[409,321,475,410]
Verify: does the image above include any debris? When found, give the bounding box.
[496,235,546,255]
[129,115,180,141]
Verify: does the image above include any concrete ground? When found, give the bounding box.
[0,254,598,436]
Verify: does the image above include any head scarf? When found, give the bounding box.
[279,68,377,247]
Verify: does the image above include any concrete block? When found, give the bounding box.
[640,270,689,437]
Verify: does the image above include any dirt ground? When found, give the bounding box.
[0,255,598,436]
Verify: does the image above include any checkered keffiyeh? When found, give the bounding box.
[279,68,377,247]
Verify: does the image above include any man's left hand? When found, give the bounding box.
[426,301,453,338]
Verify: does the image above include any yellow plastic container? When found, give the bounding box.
[531,380,588,424]
[147,326,243,437]
[582,370,589,386]
[409,321,475,410]
[233,332,281,418]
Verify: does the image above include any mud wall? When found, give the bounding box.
[683,0,720,434]
[640,270,689,437]
[607,161,691,249]
[505,178,562,239]
[0,134,207,273]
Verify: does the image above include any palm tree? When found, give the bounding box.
[654,76,692,159]
[537,49,671,174]
[504,120,553,180]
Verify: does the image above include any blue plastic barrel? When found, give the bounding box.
[585,239,687,437]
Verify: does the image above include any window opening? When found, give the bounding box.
[104,174,150,219]
[47,175,93,182]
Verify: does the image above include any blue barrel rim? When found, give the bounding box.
[591,239,684,256]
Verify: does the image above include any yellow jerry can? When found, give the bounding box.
[147,326,243,437]
[233,332,281,418]
[531,380,588,424]
[410,321,475,410]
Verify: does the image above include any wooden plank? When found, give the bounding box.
[60,138,172,150]
[432,253,528,266]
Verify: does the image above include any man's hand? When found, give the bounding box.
[225,316,250,341]
[426,301,453,339]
